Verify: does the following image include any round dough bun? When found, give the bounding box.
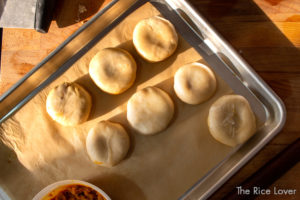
[86,121,130,166]
[127,87,174,135]
[89,48,137,94]
[174,62,217,105]
[46,82,92,126]
[208,95,256,147]
[133,16,178,62]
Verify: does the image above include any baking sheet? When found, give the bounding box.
[0,3,236,200]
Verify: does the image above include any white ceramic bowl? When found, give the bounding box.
[32,180,111,200]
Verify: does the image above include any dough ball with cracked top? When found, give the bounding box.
[133,16,178,62]
[127,86,174,135]
[208,95,256,147]
[46,82,92,126]
[86,121,130,166]
[89,48,137,94]
[174,62,217,105]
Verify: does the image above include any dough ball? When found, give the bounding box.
[133,16,178,62]
[86,121,130,166]
[46,82,92,126]
[208,95,256,147]
[174,62,217,104]
[89,48,137,94]
[127,87,174,135]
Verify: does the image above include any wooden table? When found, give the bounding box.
[1,0,299,199]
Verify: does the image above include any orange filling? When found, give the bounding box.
[43,184,106,200]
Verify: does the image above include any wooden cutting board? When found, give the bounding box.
[0,0,111,94]
[1,0,300,199]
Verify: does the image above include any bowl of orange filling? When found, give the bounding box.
[33,180,111,200]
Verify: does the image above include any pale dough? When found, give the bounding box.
[46,82,92,126]
[207,95,256,147]
[86,121,130,166]
[89,48,137,94]
[174,62,217,105]
[133,16,178,62]
[127,87,174,135]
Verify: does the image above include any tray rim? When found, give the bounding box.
[0,0,120,123]
[165,0,286,199]
[0,0,286,199]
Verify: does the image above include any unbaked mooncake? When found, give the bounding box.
[46,82,92,126]
[133,16,178,62]
[89,48,137,94]
[208,94,256,147]
[127,86,174,135]
[86,121,130,166]
[174,62,217,105]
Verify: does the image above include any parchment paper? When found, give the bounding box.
[0,3,233,200]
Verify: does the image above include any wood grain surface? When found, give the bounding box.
[0,0,299,199]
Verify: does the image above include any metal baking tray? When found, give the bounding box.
[0,0,286,199]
